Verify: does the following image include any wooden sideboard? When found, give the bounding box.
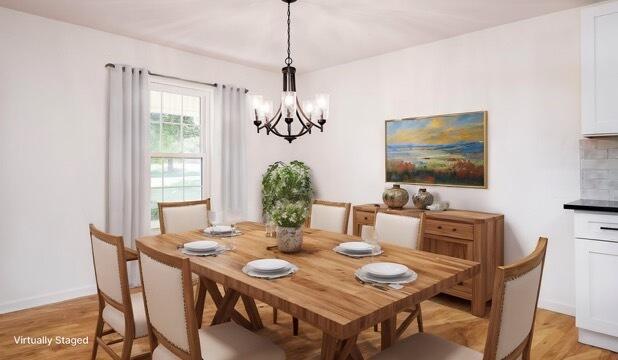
[352,204,504,317]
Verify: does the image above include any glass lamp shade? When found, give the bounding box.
[315,94,330,119]
[302,100,316,118]
[281,91,297,118]
[261,100,274,119]
[252,95,264,120]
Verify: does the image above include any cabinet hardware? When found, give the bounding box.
[600,226,618,231]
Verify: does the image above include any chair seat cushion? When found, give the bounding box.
[102,292,148,338]
[152,322,285,360]
[371,333,482,360]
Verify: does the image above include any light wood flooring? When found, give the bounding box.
[0,292,616,359]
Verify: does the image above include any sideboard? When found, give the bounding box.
[352,204,504,317]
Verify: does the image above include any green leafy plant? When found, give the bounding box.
[261,161,313,218]
[270,200,309,228]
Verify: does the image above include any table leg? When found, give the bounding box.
[204,279,259,330]
[380,316,397,350]
[321,334,362,360]
[211,289,240,325]
[241,294,264,330]
[195,278,208,328]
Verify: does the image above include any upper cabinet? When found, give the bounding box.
[582,1,618,136]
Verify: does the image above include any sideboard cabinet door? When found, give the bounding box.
[582,1,618,136]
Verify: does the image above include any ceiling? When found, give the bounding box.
[0,0,600,72]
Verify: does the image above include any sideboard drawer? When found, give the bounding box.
[575,212,618,242]
[356,211,376,225]
[424,219,474,240]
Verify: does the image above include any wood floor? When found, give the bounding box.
[0,292,616,360]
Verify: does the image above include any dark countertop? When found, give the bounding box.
[563,199,618,213]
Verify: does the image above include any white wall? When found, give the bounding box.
[0,7,283,313]
[293,8,582,314]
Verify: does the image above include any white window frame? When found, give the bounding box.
[149,77,214,227]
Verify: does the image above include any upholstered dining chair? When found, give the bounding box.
[158,199,211,234]
[273,199,352,335]
[136,240,285,360]
[371,237,549,360]
[89,224,150,360]
[306,199,352,234]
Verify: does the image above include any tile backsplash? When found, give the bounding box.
[580,138,618,200]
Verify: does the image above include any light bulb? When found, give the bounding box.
[284,94,295,106]
[281,92,297,117]
[314,94,329,119]
[302,100,315,117]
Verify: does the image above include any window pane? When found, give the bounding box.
[161,124,181,153]
[163,158,183,187]
[183,124,200,153]
[150,158,163,188]
[162,92,182,123]
[184,158,201,186]
[184,187,202,201]
[150,91,161,114]
[163,187,183,202]
[149,123,161,152]
[151,188,162,229]
[183,95,200,126]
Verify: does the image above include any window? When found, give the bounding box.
[149,82,212,230]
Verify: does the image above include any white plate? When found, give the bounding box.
[246,259,291,273]
[242,264,298,279]
[333,246,383,258]
[362,262,409,278]
[204,225,234,234]
[339,242,373,253]
[184,240,219,252]
[356,268,417,285]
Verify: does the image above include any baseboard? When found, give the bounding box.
[538,298,576,316]
[0,285,97,314]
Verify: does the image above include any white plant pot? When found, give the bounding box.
[276,226,303,253]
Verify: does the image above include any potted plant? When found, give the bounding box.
[261,160,313,217]
[270,200,309,252]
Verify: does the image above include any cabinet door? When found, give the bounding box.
[575,238,618,337]
[582,2,618,135]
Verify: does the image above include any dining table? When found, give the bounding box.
[136,221,480,360]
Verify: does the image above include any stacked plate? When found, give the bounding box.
[334,241,383,258]
[181,240,225,256]
[203,225,241,237]
[355,262,417,284]
[243,259,298,279]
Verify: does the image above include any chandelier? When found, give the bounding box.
[251,0,329,143]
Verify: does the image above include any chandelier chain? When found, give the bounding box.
[285,1,292,66]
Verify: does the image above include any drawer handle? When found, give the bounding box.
[452,228,457,232]
[437,225,442,229]
[600,226,618,231]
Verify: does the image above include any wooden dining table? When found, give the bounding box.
[136,221,480,360]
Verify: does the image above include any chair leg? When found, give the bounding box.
[120,336,134,360]
[292,317,299,336]
[416,304,424,333]
[91,313,104,360]
[273,307,278,324]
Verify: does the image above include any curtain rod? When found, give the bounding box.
[104,63,249,93]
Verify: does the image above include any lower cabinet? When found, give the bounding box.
[575,235,618,352]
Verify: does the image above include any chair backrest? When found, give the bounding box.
[137,241,200,360]
[374,212,422,249]
[158,199,211,234]
[483,237,548,360]
[89,224,134,326]
[308,200,351,234]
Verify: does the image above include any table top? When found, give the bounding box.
[136,222,480,339]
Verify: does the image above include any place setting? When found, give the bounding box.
[242,258,298,280]
[178,240,229,257]
[355,262,417,290]
[203,210,243,238]
[334,225,383,258]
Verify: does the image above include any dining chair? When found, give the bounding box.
[158,199,211,234]
[371,211,425,336]
[306,199,352,234]
[273,199,352,336]
[371,237,549,360]
[89,224,150,360]
[136,241,285,360]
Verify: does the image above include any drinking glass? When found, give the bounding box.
[208,210,221,227]
[361,225,380,263]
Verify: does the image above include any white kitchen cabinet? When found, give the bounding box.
[574,211,618,352]
[581,1,618,136]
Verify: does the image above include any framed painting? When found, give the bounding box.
[385,111,487,188]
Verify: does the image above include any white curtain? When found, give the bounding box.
[211,85,248,221]
[106,64,150,283]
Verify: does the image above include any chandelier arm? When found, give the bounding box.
[263,104,283,127]
[295,96,321,128]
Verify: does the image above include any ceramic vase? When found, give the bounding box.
[383,184,409,209]
[412,188,434,209]
[276,226,303,253]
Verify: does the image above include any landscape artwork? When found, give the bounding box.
[385,111,487,188]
